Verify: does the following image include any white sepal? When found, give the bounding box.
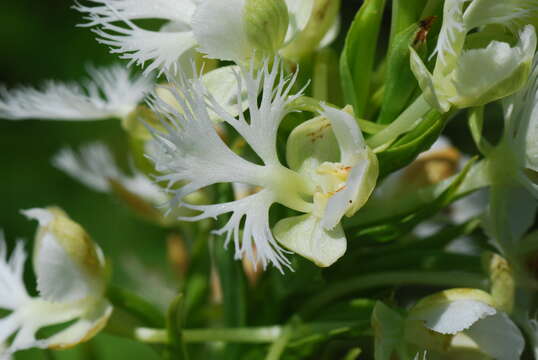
[319,106,378,229]
[408,289,496,335]
[463,312,524,360]
[285,0,314,42]
[191,0,250,62]
[411,299,496,334]
[432,0,466,70]
[463,0,538,30]
[409,47,449,112]
[21,208,106,303]
[0,66,151,121]
[450,25,537,108]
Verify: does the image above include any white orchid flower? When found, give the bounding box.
[410,0,537,112]
[146,59,378,271]
[0,208,112,358]
[0,65,151,121]
[75,0,320,74]
[406,288,525,360]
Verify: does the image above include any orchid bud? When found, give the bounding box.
[244,0,289,56]
[22,207,107,303]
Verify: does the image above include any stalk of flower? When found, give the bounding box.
[410,0,538,113]
[145,58,378,271]
[0,208,112,358]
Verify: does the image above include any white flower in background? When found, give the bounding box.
[405,288,525,360]
[483,57,538,253]
[53,142,183,226]
[410,0,537,112]
[75,0,331,74]
[53,142,164,203]
[0,65,151,121]
[147,59,377,271]
[0,208,112,358]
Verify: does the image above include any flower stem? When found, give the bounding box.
[366,94,431,150]
[265,324,294,360]
[135,321,358,345]
[136,326,282,344]
[299,270,487,319]
[106,286,165,328]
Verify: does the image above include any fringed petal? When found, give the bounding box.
[0,66,151,120]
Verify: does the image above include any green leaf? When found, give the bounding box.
[388,0,427,48]
[468,106,493,156]
[313,48,344,106]
[377,108,448,178]
[106,286,166,329]
[214,184,248,358]
[166,294,189,360]
[378,21,430,125]
[340,0,387,117]
[371,302,406,360]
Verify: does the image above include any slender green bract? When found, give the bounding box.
[340,0,387,118]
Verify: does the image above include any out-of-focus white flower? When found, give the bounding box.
[0,343,11,360]
[147,59,377,271]
[53,142,165,203]
[410,0,537,112]
[0,65,152,121]
[483,57,538,253]
[0,208,111,358]
[75,0,328,74]
[53,142,192,226]
[406,288,525,360]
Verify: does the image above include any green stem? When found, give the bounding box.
[300,271,487,319]
[107,286,165,328]
[366,94,431,150]
[135,321,358,345]
[136,326,282,344]
[265,324,294,360]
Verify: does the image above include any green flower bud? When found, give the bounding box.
[244,0,289,56]
[483,252,515,313]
